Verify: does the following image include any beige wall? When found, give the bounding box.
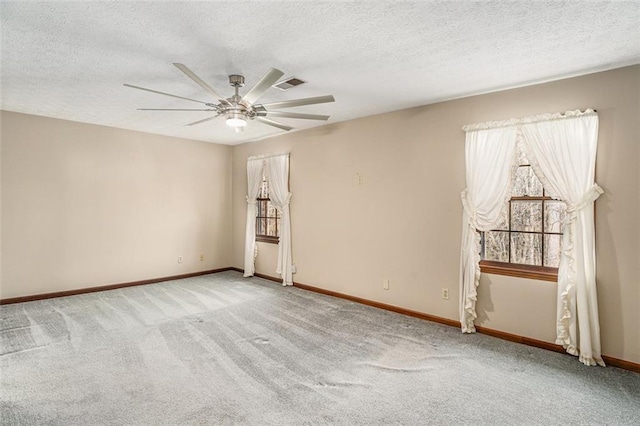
[231,65,640,363]
[1,66,637,364]
[1,111,233,298]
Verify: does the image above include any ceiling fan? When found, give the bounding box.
[124,63,335,132]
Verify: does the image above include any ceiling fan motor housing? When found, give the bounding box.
[229,75,245,87]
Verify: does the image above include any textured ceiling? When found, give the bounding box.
[1,1,639,145]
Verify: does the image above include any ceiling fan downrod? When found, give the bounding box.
[226,74,250,127]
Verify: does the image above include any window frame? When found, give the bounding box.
[479,260,559,283]
[479,164,563,282]
[255,197,280,244]
[255,171,282,245]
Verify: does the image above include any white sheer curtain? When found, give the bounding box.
[243,158,264,278]
[521,112,604,366]
[459,127,518,332]
[266,154,293,286]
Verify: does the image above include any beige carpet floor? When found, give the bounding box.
[1,271,639,425]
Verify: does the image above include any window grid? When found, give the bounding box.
[480,162,565,280]
[255,173,280,243]
[490,189,563,267]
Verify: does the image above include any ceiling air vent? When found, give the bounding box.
[273,77,306,91]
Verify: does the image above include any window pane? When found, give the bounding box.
[511,233,542,266]
[493,206,509,230]
[267,202,277,218]
[518,145,530,166]
[511,201,542,232]
[257,218,266,235]
[512,166,543,197]
[544,234,562,267]
[484,231,509,262]
[544,201,566,233]
[259,178,269,198]
[266,218,279,237]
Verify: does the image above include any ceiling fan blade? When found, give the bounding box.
[173,63,230,105]
[241,68,284,105]
[185,116,219,126]
[255,117,293,131]
[260,111,330,121]
[258,95,335,110]
[138,108,218,111]
[124,83,211,105]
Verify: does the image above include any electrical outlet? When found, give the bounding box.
[200,254,204,261]
[383,279,389,290]
[441,288,449,300]
[178,256,183,264]
[291,263,297,274]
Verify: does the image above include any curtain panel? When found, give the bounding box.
[459,127,519,333]
[243,158,264,277]
[520,113,603,366]
[266,154,293,286]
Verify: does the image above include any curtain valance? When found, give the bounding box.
[462,109,596,132]
[247,152,290,161]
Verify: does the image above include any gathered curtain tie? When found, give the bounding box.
[271,193,292,211]
[566,184,603,214]
[246,195,257,205]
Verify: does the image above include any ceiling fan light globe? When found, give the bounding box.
[226,117,247,127]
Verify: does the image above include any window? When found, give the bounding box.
[256,172,281,243]
[480,146,567,282]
